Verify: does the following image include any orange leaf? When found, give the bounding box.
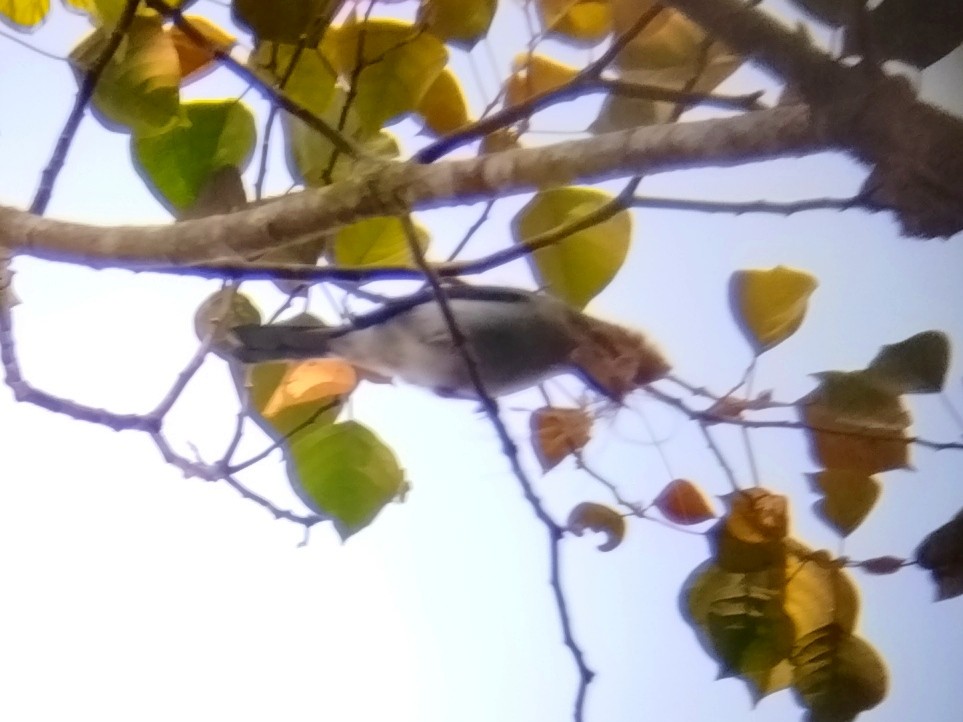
[531,407,592,471]
[653,479,716,525]
[168,15,236,83]
[262,359,358,418]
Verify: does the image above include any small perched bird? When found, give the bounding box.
[230,285,669,400]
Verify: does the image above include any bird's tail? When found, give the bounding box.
[229,324,339,363]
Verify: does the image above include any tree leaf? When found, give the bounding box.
[232,0,332,44]
[288,420,405,539]
[653,478,716,525]
[530,407,592,471]
[248,40,338,117]
[791,626,888,722]
[416,67,471,135]
[168,14,236,83]
[730,266,818,354]
[783,544,858,638]
[70,15,182,135]
[417,0,496,46]
[844,0,963,69]
[916,508,963,600]
[724,489,789,545]
[193,288,261,357]
[262,359,358,418]
[0,0,49,28]
[512,186,631,309]
[567,502,625,551]
[325,18,448,132]
[331,216,430,268]
[133,100,256,212]
[506,53,579,106]
[684,561,794,700]
[536,0,612,42]
[809,470,881,538]
[865,330,950,394]
[800,370,912,475]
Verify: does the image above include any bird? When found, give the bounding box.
[229,285,670,400]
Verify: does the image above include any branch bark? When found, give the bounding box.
[0,106,820,272]
[662,0,963,237]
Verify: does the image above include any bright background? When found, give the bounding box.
[1,2,962,721]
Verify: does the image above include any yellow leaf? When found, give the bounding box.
[513,186,631,309]
[531,407,592,471]
[506,53,580,106]
[783,543,858,637]
[0,0,49,27]
[249,41,337,117]
[724,488,789,545]
[263,359,358,418]
[326,18,448,131]
[810,470,881,537]
[567,502,625,551]
[417,67,471,135]
[536,0,612,42]
[653,478,716,525]
[417,0,496,45]
[168,15,236,83]
[331,216,430,268]
[732,266,818,354]
[70,15,182,135]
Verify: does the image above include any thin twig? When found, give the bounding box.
[397,211,595,722]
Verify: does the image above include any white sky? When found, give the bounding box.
[1,2,962,722]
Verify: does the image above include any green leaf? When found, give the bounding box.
[684,562,794,700]
[866,330,950,394]
[810,470,881,537]
[288,421,405,539]
[283,90,399,186]
[791,626,888,722]
[731,266,818,354]
[325,18,448,132]
[249,40,337,117]
[133,100,256,212]
[800,370,912,475]
[0,0,49,28]
[417,0,496,46]
[512,187,631,309]
[70,15,182,135]
[331,216,430,268]
[232,0,332,44]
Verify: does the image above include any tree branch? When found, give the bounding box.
[1,105,821,272]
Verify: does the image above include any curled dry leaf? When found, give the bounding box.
[567,502,625,552]
[531,407,592,471]
[653,479,716,525]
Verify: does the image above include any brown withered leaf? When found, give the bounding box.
[531,407,592,471]
[653,479,716,525]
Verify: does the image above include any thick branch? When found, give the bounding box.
[0,106,821,271]
[663,0,963,237]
